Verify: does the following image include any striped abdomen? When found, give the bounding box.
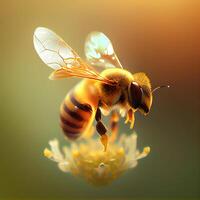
[60,91,93,140]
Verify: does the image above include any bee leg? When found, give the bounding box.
[109,110,119,143]
[95,107,108,152]
[125,109,135,129]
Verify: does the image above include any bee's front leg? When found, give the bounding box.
[95,107,108,152]
[125,109,135,129]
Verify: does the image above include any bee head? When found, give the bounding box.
[128,81,152,115]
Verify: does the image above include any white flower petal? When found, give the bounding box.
[44,133,150,186]
[58,161,70,172]
[136,147,151,160]
[49,139,63,161]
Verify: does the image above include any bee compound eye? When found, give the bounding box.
[139,103,149,114]
[128,82,142,109]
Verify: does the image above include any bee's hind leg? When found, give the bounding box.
[109,110,119,143]
[95,107,108,152]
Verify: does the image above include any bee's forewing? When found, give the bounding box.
[33,27,80,70]
[33,27,117,85]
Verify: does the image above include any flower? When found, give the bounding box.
[43,132,150,186]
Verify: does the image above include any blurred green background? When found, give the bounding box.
[0,0,200,199]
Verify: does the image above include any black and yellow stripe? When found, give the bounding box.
[60,91,93,140]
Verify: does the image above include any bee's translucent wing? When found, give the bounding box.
[33,27,81,70]
[85,32,123,69]
[33,27,116,85]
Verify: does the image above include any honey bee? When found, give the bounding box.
[33,27,169,151]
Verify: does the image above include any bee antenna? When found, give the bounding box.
[152,85,170,93]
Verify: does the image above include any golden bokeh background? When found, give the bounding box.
[0,0,200,199]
